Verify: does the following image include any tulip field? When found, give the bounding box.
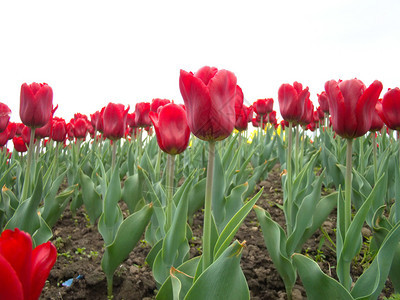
[1,67,400,300]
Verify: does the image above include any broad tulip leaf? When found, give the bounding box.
[351,221,400,299]
[292,253,354,300]
[185,241,249,300]
[41,185,75,228]
[121,174,142,213]
[101,203,153,278]
[157,256,200,300]
[254,205,296,293]
[213,188,262,259]
[80,170,102,224]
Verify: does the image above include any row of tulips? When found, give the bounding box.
[0,66,400,299]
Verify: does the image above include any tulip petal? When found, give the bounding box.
[29,241,57,300]
[355,80,382,136]
[325,80,347,138]
[207,69,237,141]
[0,228,32,298]
[0,253,24,300]
[179,69,212,140]
[278,84,298,122]
[194,66,218,85]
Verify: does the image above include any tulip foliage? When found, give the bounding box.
[1,74,400,299]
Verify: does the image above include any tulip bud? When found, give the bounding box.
[103,102,129,140]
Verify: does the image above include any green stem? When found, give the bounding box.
[138,129,143,159]
[203,141,216,271]
[155,148,162,182]
[165,154,175,232]
[111,141,117,171]
[286,122,293,235]
[359,137,364,174]
[21,128,36,201]
[345,139,353,233]
[373,134,377,183]
[107,276,113,299]
[295,124,300,176]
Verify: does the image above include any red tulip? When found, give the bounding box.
[13,136,27,152]
[135,102,151,127]
[150,98,171,112]
[71,117,88,139]
[324,79,383,139]
[179,66,237,141]
[0,131,8,147]
[278,82,309,123]
[0,102,11,133]
[149,103,190,154]
[20,83,53,128]
[299,98,314,126]
[90,109,104,133]
[0,228,57,300]
[318,91,330,113]
[16,123,25,136]
[369,101,384,132]
[51,117,67,142]
[235,105,253,131]
[103,103,129,140]
[380,87,400,130]
[253,98,273,115]
[316,106,325,120]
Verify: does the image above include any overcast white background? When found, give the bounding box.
[1,0,399,123]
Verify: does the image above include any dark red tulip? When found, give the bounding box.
[316,106,325,120]
[103,103,129,140]
[179,66,237,141]
[380,87,400,130]
[51,117,67,142]
[235,105,253,131]
[21,126,33,146]
[150,98,171,113]
[268,110,277,126]
[16,123,24,136]
[318,91,330,113]
[149,103,190,155]
[0,228,57,300]
[71,117,88,139]
[0,132,8,147]
[299,98,314,126]
[90,109,104,132]
[325,79,383,139]
[135,102,151,127]
[253,98,273,115]
[20,83,53,128]
[13,136,27,152]
[369,101,384,132]
[126,112,137,128]
[278,82,309,123]
[0,103,11,133]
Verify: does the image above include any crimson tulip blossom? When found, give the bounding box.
[71,117,88,139]
[0,102,11,133]
[299,98,314,126]
[149,103,190,155]
[380,87,400,130]
[51,117,67,142]
[253,98,273,115]
[90,109,104,133]
[235,105,253,131]
[234,85,244,117]
[179,66,237,141]
[325,79,383,139]
[103,103,129,140]
[20,83,53,128]
[318,91,330,113]
[369,101,384,132]
[278,82,310,123]
[135,102,151,127]
[0,228,57,300]
[13,137,27,152]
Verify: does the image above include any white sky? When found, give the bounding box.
[1,0,400,122]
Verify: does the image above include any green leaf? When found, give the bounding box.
[351,221,400,299]
[213,188,262,259]
[254,205,296,293]
[101,203,153,278]
[292,253,354,300]
[185,241,249,300]
[80,170,102,224]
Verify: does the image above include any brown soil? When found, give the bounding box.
[40,165,394,300]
